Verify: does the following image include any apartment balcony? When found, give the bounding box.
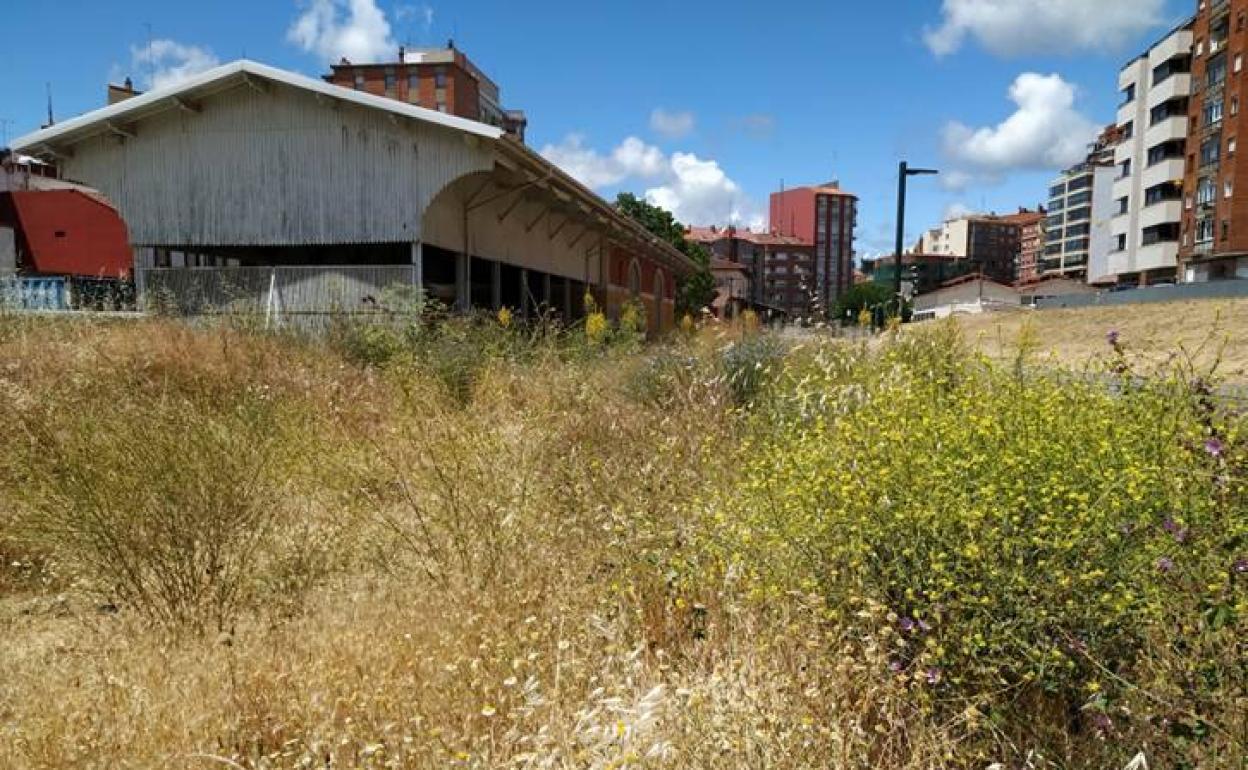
[1113,140,1137,166]
[1117,101,1140,129]
[1139,199,1183,230]
[1148,29,1194,68]
[1135,240,1180,273]
[1145,115,1188,148]
[1147,73,1192,109]
[1141,157,1186,190]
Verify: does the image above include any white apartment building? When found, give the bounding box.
[1109,19,1194,285]
[1046,161,1117,281]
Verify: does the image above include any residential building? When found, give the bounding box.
[709,257,751,319]
[1045,126,1121,281]
[686,225,816,317]
[12,61,693,333]
[1001,207,1047,282]
[768,182,858,309]
[914,213,1022,284]
[863,253,975,297]
[1180,0,1248,281]
[324,42,527,140]
[1112,19,1193,286]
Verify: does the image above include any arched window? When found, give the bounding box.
[652,269,665,303]
[628,260,642,297]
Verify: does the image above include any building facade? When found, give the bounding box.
[768,183,857,309]
[324,43,527,140]
[915,213,1022,284]
[1002,208,1047,283]
[12,61,691,332]
[686,226,816,317]
[1180,0,1248,281]
[1112,19,1193,286]
[1046,127,1120,281]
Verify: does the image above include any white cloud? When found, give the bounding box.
[395,3,435,32]
[288,0,396,63]
[540,134,762,228]
[130,40,219,91]
[925,0,1164,57]
[942,73,1098,185]
[944,202,974,221]
[539,134,667,189]
[649,108,695,139]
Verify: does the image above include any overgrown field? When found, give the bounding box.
[951,298,1248,381]
[0,312,1245,769]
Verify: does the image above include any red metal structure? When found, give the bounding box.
[0,189,131,278]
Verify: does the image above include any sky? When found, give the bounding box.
[2,0,1197,257]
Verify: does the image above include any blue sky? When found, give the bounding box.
[3,0,1196,256]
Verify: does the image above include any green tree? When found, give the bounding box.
[834,281,894,322]
[614,193,715,316]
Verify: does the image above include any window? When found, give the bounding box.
[408,72,419,91]
[1197,176,1217,205]
[1145,182,1181,206]
[1196,217,1215,242]
[628,260,642,297]
[1237,54,1244,74]
[384,69,396,92]
[1230,136,1238,156]
[1121,83,1136,105]
[1121,121,1134,139]
[1226,179,1234,199]
[1065,223,1090,238]
[1119,159,1132,179]
[1066,206,1092,222]
[1222,220,1230,241]
[1234,97,1242,116]
[1048,183,1066,198]
[435,66,447,88]
[353,70,365,90]
[1067,190,1092,207]
[1208,53,1227,87]
[1204,98,1224,126]
[1201,137,1222,167]
[1117,197,1129,215]
[1147,140,1185,165]
[1115,234,1127,252]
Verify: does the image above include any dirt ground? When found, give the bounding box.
[947,298,1248,383]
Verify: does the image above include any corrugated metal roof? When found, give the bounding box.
[11,60,503,152]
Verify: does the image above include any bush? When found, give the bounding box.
[719,324,1248,764]
[720,333,787,407]
[5,392,286,631]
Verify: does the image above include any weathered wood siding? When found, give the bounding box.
[62,81,493,247]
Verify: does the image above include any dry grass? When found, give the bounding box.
[0,315,1242,769]
[948,298,1248,382]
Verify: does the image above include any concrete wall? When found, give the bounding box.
[1037,277,1248,308]
[60,80,493,247]
[1088,165,1119,282]
[0,227,15,272]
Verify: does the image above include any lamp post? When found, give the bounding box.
[894,161,939,321]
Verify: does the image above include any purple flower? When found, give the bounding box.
[899,617,916,633]
[1233,558,1248,575]
[1157,557,1176,573]
[1205,438,1225,458]
[1090,712,1114,734]
[1107,330,1120,346]
[924,667,942,685]
[888,660,904,674]
[1163,517,1189,544]
[918,618,932,633]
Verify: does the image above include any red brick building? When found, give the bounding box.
[686,225,816,318]
[1001,207,1047,283]
[768,183,857,309]
[324,43,527,140]
[1180,0,1248,281]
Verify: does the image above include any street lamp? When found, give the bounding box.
[894,162,939,321]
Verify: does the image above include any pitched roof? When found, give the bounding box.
[12,60,502,153]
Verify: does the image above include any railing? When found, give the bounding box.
[137,265,422,327]
[0,275,68,311]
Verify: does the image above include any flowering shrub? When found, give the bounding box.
[719,322,1248,762]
